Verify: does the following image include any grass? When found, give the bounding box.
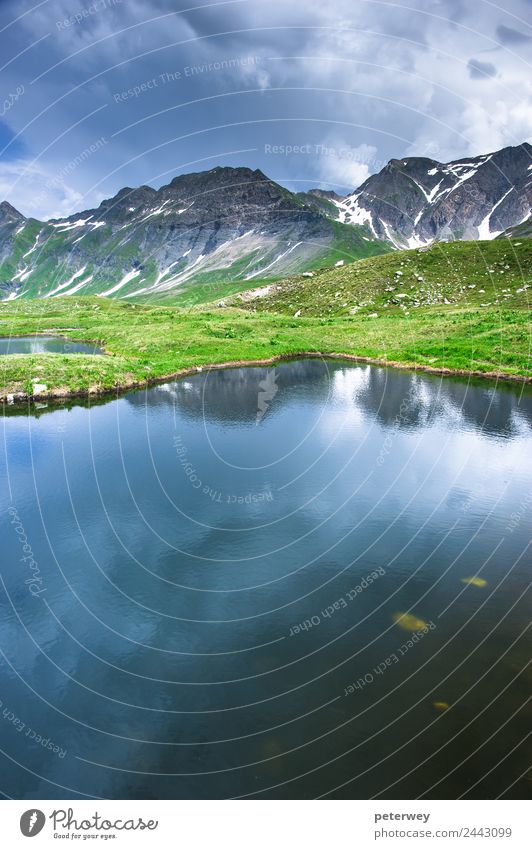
[0,239,530,402]
[227,239,532,317]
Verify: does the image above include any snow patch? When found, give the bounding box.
[333,196,376,234]
[22,235,40,259]
[245,241,303,279]
[46,266,87,298]
[476,188,514,240]
[51,217,93,231]
[97,269,141,297]
[61,274,93,296]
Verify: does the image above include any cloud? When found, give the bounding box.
[1,0,531,215]
[0,159,84,219]
[311,142,378,192]
[496,24,532,45]
[468,58,497,79]
[458,99,532,156]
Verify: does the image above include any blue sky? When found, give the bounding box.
[0,0,531,218]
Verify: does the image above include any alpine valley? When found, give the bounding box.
[0,141,530,302]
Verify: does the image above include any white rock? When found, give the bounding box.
[32,383,47,396]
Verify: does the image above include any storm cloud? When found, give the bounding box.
[468,58,498,79]
[0,0,530,218]
[496,24,532,45]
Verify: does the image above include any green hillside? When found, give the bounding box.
[226,239,532,317]
[0,239,530,403]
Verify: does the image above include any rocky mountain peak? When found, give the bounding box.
[0,200,25,224]
[335,142,532,247]
[1,164,387,301]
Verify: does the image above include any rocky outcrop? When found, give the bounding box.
[334,143,532,247]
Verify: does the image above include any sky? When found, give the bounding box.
[0,0,531,219]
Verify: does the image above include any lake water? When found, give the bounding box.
[1,360,531,800]
[0,335,102,355]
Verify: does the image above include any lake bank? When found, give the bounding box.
[0,296,530,403]
[2,349,532,406]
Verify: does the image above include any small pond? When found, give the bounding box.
[0,335,103,355]
[1,359,531,799]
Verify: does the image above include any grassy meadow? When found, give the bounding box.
[0,239,530,402]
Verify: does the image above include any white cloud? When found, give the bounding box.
[311,142,379,192]
[3,0,531,213]
[459,99,532,155]
[0,160,84,219]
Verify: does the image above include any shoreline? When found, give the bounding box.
[2,350,531,406]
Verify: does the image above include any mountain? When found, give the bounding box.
[0,200,25,225]
[333,143,532,248]
[296,188,344,217]
[2,145,530,302]
[498,218,532,240]
[0,167,388,301]
[0,201,26,266]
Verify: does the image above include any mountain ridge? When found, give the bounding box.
[0,144,530,301]
[334,142,532,248]
[0,165,388,301]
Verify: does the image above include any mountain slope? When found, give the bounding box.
[0,201,28,268]
[498,219,532,240]
[0,167,389,301]
[227,238,532,317]
[334,143,532,248]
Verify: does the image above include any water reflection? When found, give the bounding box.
[129,358,532,436]
[1,360,531,800]
[0,335,102,355]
